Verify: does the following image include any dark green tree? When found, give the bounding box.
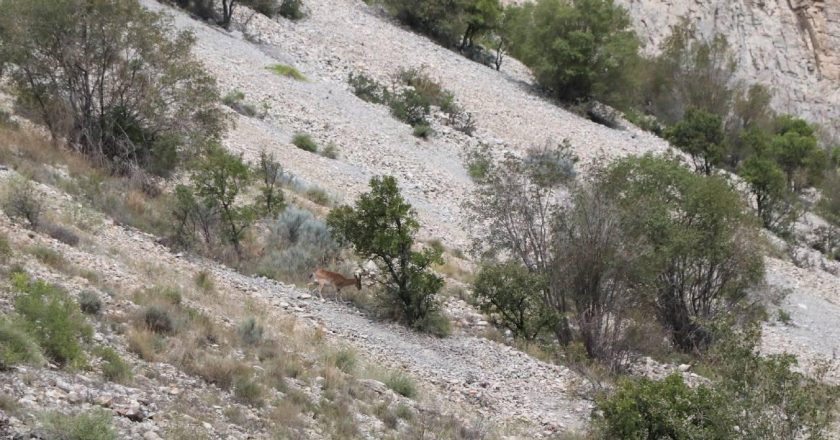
[327,176,444,329]
[740,155,798,235]
[505,0,640,105]
[665,108,726,175]
[473,261,555,341]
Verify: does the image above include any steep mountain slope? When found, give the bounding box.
[616,0,840,139]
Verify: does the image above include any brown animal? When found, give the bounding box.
[308,268,361,301]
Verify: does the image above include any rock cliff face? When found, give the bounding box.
[615,0,840,137]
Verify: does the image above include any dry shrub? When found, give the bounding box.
[127,328,161,361]
[187,355,250,390]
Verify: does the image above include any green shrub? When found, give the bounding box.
[234,376,264,406]
[327,176,444,328]
[777,309,792,325]
[31,245,66,270]
[463,143,493,182]
[320,143,339,159]
[0,317,44,370]
[193,270,216,295]
[42,222,81,246]
[385,372,417,399]
[241,0,279,17]
[664,108,725,175]
[256,150,286,217]
[332,349,357,374]
[304,187,331,206]
[266,64,307,81]
[12,273,91,368]
[2,177,43,229]
[291,133,318,153]
[41,409,118,440]
[95,346,132,383]
[473,261,554,341]
[238,317,264,345]
[0,232,12,264]
[279,0,305,20]
[412,123,431,139]
[413,310,451,338]
[78,291,103,316]
[348,73,385,104]
[142,305,175,335]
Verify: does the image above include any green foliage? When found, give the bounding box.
[266,64,307,81]
[0,316,44,370]
[0,0,226,176]
[78,291,103,316]
[771,115,826,191]
[505,0,640,105]
[190,146,256,258]
[327,176,444,328]
[777,309,792,325]
[12,273,91,368]
[385,372,417,399]
[241,0,280,17]
[348,73,386,104]
[95,346,132,383]
[304,187,332,206]
[463,143,493,181]
[740,155,798,235]
[473,261,554,341]
[332,349,357,374]
[412,123,432,138]
[0,233,11,264]
[238,317,264,345]
[596,323,840,439]
[379,0,498,47]
[31,245,66,270]
[2,177,43,229]
[41,409,118,440]
[256,150,286,218]
[665,108,725,175]
[596,374,725,439]
[292,133,319,153]
[279,0,305,20]
[819,172,840,226]
[599,155,764,351]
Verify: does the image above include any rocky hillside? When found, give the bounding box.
[616,0,840,139]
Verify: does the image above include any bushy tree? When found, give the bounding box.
[505,0,640,105]
[0,0,226,176]
[191,147,255,259]
[256,150,286,217]
[473,261,555,341]
[460,0,502,49]
[771,115,827,191]
[725,84,775,167]
[665,108,726,175]
[600,155,764,351]
[327,176,444,329]
[740,155,799,235]
[466,142,576,343]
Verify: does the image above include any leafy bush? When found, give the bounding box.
[95,346,132,383]
[41,409,118,440]
[292,133,318,153]
[328,176,444,329]
[2,178,43,229]
[12,273,91,368]
[385,372,417,398]
[238,317,264,345]
[234,375,264,406]
[0,317,44,370]
[31,245,66,270]
[256,150,286,218]
[241,0,279,17]
[267,64,307,81]
[332,349,357,374]
[599,155,764,351]
[194,270,216,295]
[505,0,640,106]
[255,207,339,281]
[304,187,331,206]
[279,0,305,20]
[463,143,493,181]
[78,291,103,316]
[740,154,799,235]
[595,324,840,439]
[379,0,501,48]
[348,73,386,104]
[0,233,11,264]
[665,108,725,175]
[0,0,226,176]
[473,261,554,341]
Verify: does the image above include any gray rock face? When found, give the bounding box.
[615,0,840,138]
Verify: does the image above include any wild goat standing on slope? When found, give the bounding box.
[308,268,361,301]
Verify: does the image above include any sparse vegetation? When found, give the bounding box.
[12,272,91,369]
[256,150,286,217]
[238,317,264,345]
[96,346,133,383]
[279,0,305,20]
[385,372,417,399]
[222,89,260,118]
[0,317,44,370]
[41,409,118,440]
[320,143,339,159]
[78,291,103,316]
[2,178,43,229]
[267,64,307,81]
[253,207,339,282]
